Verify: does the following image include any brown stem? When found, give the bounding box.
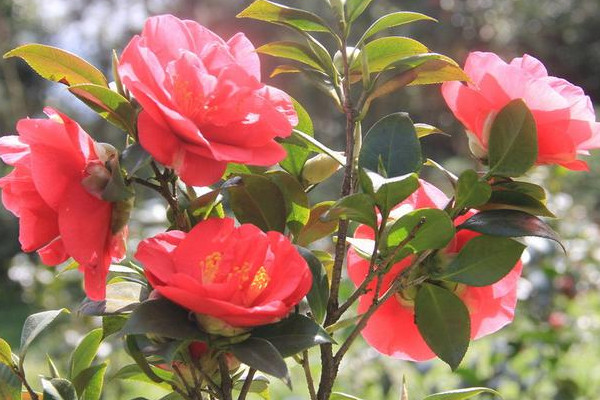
[301,351,318,400]
[150,161,190,231]
[218,354,233,400]
[172,363,194,400]
[236,368,256,400]
[15,368,39,400]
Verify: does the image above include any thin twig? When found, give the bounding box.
[219,354,233,400]
[172,363,193,400]
[301,351,318,400]
[15,368,39,400]
[237,368,257,400]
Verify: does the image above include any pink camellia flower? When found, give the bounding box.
[135,217,312,328]
[118,15,298,186]
[442,51,600,170]
[347,180,522,361]
[0,108,128,300]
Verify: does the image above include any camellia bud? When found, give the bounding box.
[194,314,250,337]
[302,153,344,185]
[333,47,361,73]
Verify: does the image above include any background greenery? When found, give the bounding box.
[1,0,599,398]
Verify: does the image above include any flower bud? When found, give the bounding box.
[302,153,343,184]
[194,314,250,337]
[333,47,361,73]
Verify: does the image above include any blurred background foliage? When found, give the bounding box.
[0,0,599,399]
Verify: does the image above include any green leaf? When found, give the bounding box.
[112,364,173,390]
[346,0,374,22]
[101,315,128,340]
[289,129,346,165]
[227,174,287,233]
[120,299,205,340]
[297,247,329,324]
[20,309,69,368]
[406,54,469,86]
[121,143,151,177]
[124,336,168,384]
[233,374,270,397]
[415,283,470,370]
[386,209,455,253]
[257,41,325,71]
[69,329,102,380]
[423,387,503,400]
[251,314,333,357]
[4,44,107,86]
[415,123,446,138]
[360,12,437,43]
[79,281,146,316]
[237,0,331,33]
[359,113,422,178]
[296,201,339,247]
[459,210,564,252]
[321,193,377,228]
[280,99,314,179]
[488,100,538,177]
[454,170,492,210]
[0,363,20,400]
[0,338,13,367]
[41,378,77,400]
[493,181,546,201]
[438,236,525,286]
[364,170,420,214]
[72,363,107,400]
[266,171,310,236]
[231,338,290,386]
[331,393,364,400]
[481,187,555,217]
[47,355,61,378]
[68,83,135,134]
[352,37,428,73]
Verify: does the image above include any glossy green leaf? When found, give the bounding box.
[438,236,525,286]
[120,143,151,177]
[423,387,502,400]
[459,210,563,251]
[481,187,555,217]
[267,171,310,236]
[20,309,69,368]
[251,314,333,357]
[415,283,470,370]
[72,363,107,400]
[112,364,173,390]
[79,282,146,316]
[231,338,290,386]
[258,41,325,71]
[296,202,339,247]
[359,113,422,178]
[0,363,20,400]
[125,336,168,384]
[237,0,331,32]
[280,99,314,179]
[227,174,287,233]
[361,12,437,43]
[0,338,12,367]
[4,43,107,86]
[120,299,205,340]
[371,171,420,213]
[101,315,128,340]
[69,328,102,380]
[41,378,77,400]
[233,374,270,397]
[488,100,538,177]
[68,83,135,134]
[321,193,377,228]
[290,129,345,165]
[386,209,455,254]
[352,37,428,73]
[346,0,374,22]
[407,54,469,85]
[297,247,329,324]
[493,181,546,201]
[454,170,492,210]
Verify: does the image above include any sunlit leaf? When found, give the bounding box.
[20,309,69,369]
[321,193,377,228]
[69,328,102,380]
[237,0,331,33]
[258,41,325,71]
[360,12,437,43]
[296,202,339,247]
[423,387,502,400]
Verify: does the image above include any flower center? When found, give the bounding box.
[200,251,222,283]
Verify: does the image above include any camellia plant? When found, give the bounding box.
[0,1,598,400]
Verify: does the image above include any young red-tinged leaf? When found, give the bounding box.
[423,387,502,400]
[359,113,422,178]
[385,209,455,254]
[415,283,470,370]
[438,235,525,286]
[4,44,107,86]
[231,338,290,387]
[321,193,377,228]
[346,0,374,22]
[296,201,339,247]
[0,363,20,400]
[360,12,437,43]
[258,41,325,71]
[251,313,333,357]
[459,210,564,252]
[227,174,287,233]
[237,0,332,33]
[297,247,329,323]
[267,171,310,236]
[454,170,492,210]
[68,83,135,135]
[20,309,69,369]
[408,55,469,85]
[69,328,103,380]
[488,100,538,177]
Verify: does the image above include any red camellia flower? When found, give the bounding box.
[0,108,128,300]
[442,52,600,170]
[135,217,312,328]
[118,15,298,186]
[347,180,523,361]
